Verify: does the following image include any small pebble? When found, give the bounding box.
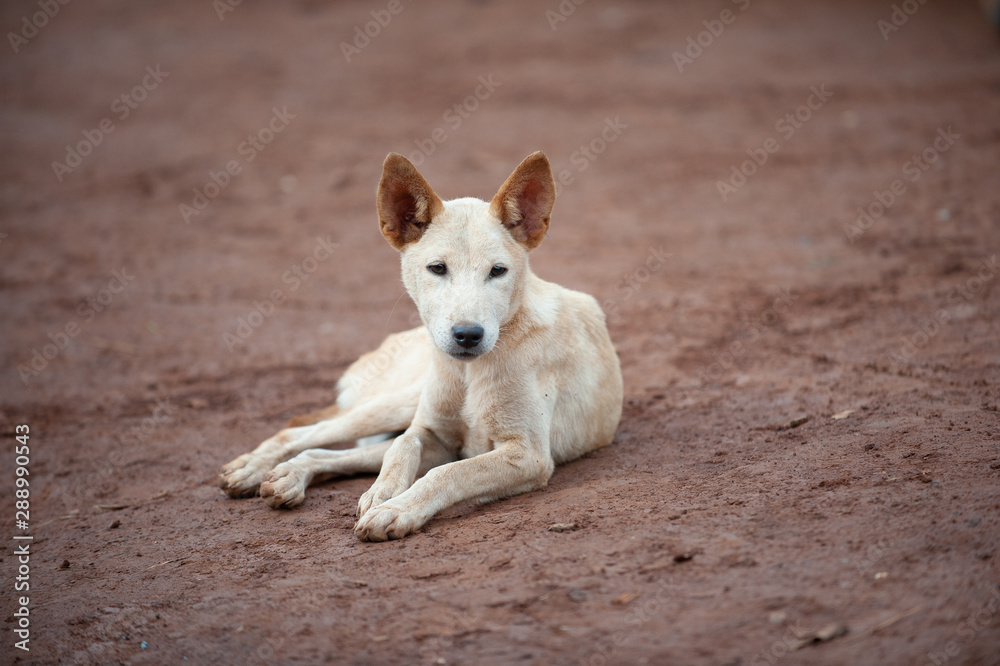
[279,175,297,194]
[548,523,579,532]
[840,109,860,129]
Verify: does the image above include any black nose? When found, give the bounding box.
[452,324,484,349]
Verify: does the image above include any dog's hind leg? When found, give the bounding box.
[258,442,394,508]
[218,389,418,498]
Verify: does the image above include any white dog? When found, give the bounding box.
[219,151,623,541]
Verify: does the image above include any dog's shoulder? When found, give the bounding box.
[529,278,607,329]
[513,279,612,376]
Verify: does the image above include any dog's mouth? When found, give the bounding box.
[448,351,481,361]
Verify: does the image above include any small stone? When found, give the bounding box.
[548,523,579,532]
[279,175,297,194]
[612,592,640,606]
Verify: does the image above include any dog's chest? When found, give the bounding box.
[428,362,510,458]
[427,392,494,459]
[435,404,490,459]
[457,426,493,459]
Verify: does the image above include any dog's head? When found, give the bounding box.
[376,151,555,361]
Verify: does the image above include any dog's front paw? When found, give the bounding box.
[218,454,273,498]
[357,486,389,519]
[357,479,407,519]
[353,501,425,541]
[258,462,307,509]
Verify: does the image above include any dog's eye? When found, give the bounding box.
[428,263,447,276]
[489,266,508,279]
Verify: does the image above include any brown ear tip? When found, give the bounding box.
[523,152,552,176]
[383,152,409,167]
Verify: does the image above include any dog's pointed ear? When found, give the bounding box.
[490,151,555,251]
[377,153,444,251]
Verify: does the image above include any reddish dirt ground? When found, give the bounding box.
[2,1,999,664]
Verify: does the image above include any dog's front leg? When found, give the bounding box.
[356,427,454,518]
[354,438,554,541]
[356,432,422,517]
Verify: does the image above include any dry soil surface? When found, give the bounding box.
[1,1,999,664]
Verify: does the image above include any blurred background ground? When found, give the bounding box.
[1,0,999,664]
